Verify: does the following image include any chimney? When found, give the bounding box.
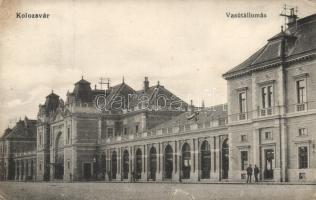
[190,100,195,114]
[144,77,149,91]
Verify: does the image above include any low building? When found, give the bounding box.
[0,118,37,181]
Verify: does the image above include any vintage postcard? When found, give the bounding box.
[0,0,316,199]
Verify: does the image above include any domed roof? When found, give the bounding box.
[73,77,92,103]
[45,91,59,113]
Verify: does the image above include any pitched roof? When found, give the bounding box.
[129,84,188,110]
[223,13,316,79]
[4,118,36,140]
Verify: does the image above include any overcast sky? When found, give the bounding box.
[0,0,315,135]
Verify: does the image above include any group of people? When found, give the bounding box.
[246,164,260,183]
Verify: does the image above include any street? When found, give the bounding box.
[0,182,315,200]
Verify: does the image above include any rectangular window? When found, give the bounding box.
[267,86,273,107]
[298,146,308,169]
[262,87,267,108]
[239,92,246,113]
[67,128,70,144]
[67,160,71,169]
[179,125,185,132]
[299,172,306,180]
[39,134,42,147]
[204,121,210,128]
[167,127,172,134]
[107,128,114,138]
[185,124,190,131]
[261,86,273,108]
[298,128,307,136]
[135,125,139,133]
[124,127,128,135]
[296,80,306,103]
[241,134,247,142]
[115,122,122,136]
[241,151,248,170]
[264,132,273,140]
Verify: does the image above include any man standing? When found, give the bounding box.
[254,165,259,182]
[246,164,253,183]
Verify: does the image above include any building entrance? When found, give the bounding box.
[264,149,274,179]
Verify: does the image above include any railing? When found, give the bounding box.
[296,103,307,112]
[104,117,228,143]
[287,101,316,113]
[238,113,247,120]
[258,107,273,117]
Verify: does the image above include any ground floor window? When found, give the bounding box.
[181,143,191,179]
[111,151,117,179]
[222,139,229,179]
[200,141,210,179]
[298,146,308,169]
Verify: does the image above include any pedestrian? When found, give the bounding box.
[246,164,253,183]
[254,165,259,182]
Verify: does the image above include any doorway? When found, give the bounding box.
[83,163,92,180]
[264,149,274,179]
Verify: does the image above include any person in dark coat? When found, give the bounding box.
[254,165,260,182]
[246,164,253,183]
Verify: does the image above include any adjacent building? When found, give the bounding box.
[0,118,37,181]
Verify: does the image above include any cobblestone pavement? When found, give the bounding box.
[0,182,315,200]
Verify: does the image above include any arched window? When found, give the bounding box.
[149,147,157,180]
[164,145,173,179]
[135,149,142,180]
[111,151,117,180]
[123,150,129,179]
[181,143,191,179]
[201,140,211,179]
[222,139,229,179]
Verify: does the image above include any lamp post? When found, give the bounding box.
[93,156,97,181]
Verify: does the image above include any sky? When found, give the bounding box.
[0,0,315,135]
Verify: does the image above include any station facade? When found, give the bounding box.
[1,13,316,183]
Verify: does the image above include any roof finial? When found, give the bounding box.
[157,81,160,86]
[52,89,54,94]
[81,76,83,80]
[281,25,284,32]
[95,84,97,90]
[122,76,125,83]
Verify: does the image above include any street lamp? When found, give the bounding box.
[93,156,97,180]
